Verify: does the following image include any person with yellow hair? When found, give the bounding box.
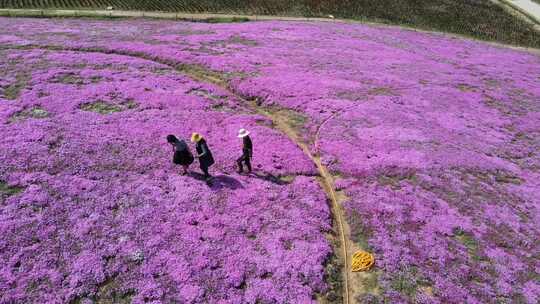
[191,132,215,179]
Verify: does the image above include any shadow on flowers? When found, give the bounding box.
[189,172,244,190]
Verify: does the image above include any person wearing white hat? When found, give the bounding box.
[236,128,252,174]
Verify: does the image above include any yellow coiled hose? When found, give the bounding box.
[351,250,374,272]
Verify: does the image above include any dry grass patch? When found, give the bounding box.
[9,106,49,123]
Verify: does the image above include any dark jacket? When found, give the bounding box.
[196,139,215,168]
[243,136,253,158]
[173,140,194,166]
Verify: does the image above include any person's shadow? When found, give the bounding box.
[250,171,293,185]
[189,172,244,190]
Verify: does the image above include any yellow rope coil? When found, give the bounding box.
[351,250,374,272]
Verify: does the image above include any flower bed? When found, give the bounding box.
[0,48,330,303]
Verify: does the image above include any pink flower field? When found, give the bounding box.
[0,17,539,303]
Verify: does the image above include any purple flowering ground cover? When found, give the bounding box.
[0,17,539,303]
[0,48,330,303]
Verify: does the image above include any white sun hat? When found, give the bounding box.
[237,128,250,138]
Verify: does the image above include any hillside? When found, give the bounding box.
[0,0,539,48]
[1,16,539,303]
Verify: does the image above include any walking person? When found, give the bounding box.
[236,128,252,174]
[167,135,194,175]
[191,132,215,180]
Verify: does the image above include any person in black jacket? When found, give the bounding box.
[236,128,252,174]
[191,132,215,179]
[167,134,194,175]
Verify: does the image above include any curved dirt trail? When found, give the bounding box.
[254,107,351,304]
[2,44,354,304]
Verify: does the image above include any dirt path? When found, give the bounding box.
[0,8,335,22]
[254,107,352,304]
[2,44,355,303]
[175,57,361,304]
